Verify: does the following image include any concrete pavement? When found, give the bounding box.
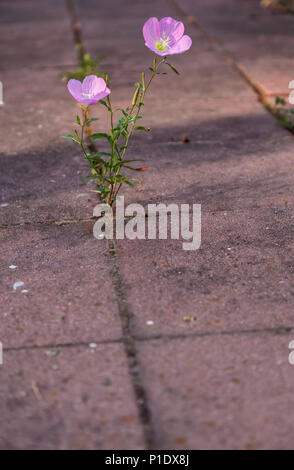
[1,0,294,449]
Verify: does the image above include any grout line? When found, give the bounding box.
[135,325,294,343]
[62,4,154,446]
[65,0,85,65]
[64,0,98,153]
[0,217,96,229]
[4,324,293,354]
[1,201,291,231]
[107,238,157,450]
[3,337,122,353]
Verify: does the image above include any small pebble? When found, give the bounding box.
[9,265,17,269]
[13,281,24,291]
[21,290,29,293]
[89,343,97,348]
[1,203,9,207]
[183,316,196,323]
[146,321,154,326]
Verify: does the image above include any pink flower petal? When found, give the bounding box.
[143,17,160,49]
[67,79,83,103]
[168,35,192,55]
[159,17,184,47]
[82,75,107,96]
[92,86,111,102]
[67,76,110,105]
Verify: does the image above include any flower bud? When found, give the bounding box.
[132,85,140,107]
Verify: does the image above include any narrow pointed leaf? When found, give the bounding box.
[91,133,112,144]
[166,63,180,75]
[61,135,79,143]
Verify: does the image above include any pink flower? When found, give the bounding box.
[67,75,111,105]
[143,17,192,56]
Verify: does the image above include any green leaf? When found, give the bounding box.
[112,159,143,171]
[124,180,135,187]
[76,115,81,125]
[135,126,149,131]
[87,152,112,158]
[95,186,108,194]
[92,158,108,165]
[61,134,79,143]
[119,109,128,117]
[166,63,180,75]
[121,130,128,139]
[83,175,98,180]
[99,99,110,110]
[86,117,99,125]
[91,133,112,144]
[117,116,125,127]
[123,165,147,171]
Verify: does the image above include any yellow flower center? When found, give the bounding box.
[155,33,170,52]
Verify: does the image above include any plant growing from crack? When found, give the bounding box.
[62,16,192,206]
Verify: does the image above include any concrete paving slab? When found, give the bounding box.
[137,332,294,449]
[0,145,99,225]
[178,0,294,95]
[0,66,78,156]
[1,0,294,450]
[0,1,74,70]
[117,134,294,210]
[0,0,69,24]
[116,206,294,337]
[0,223,121,348]
[0,344,144,449]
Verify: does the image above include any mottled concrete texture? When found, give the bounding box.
[0,224,121,347]
[138,332,294,449]
[1,0,294,450]
[0,344,144,450]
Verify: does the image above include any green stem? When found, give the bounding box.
[108,55,165,206]
[120,54,164,162]
[105,55,166,206]
[78,108,97,172]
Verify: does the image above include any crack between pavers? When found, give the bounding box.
[135,325,294,343]
[64,0,99,154]
[65,0,85,64]
[3,337,122,353]
[4,324,293,354]
[0,217,96,229]
[106,238,157,450]
[165,0,294,136]
[4,1,290,446]
[1,202,290,231]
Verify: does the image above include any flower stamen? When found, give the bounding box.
[155,35,170,52]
